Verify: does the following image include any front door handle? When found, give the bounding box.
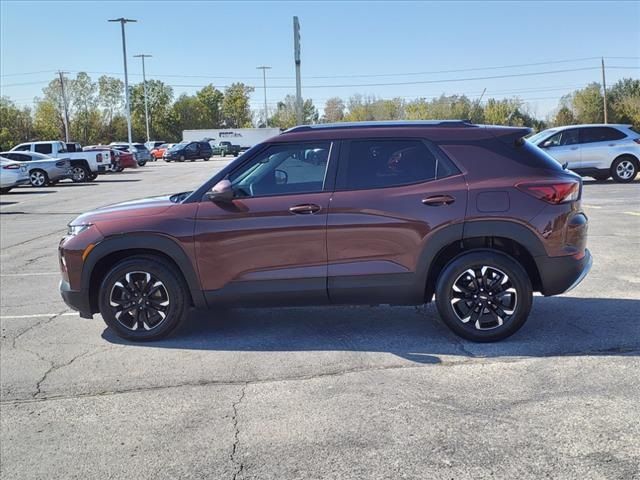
[289,204,321,214]
[422,195,455,206]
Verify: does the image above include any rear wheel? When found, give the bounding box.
[29,169,49,187]
[71,165,90,183]
[611,156,638,183]
[179,155,185,163]
[98,256,189,341]
[435,251,533,342]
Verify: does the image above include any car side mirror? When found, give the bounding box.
[540,141,552,148]
[274,169,288,185]
[206,179,234,203]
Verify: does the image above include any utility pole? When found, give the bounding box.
[134,54,152,142]
[57,71,70,142]
[293,16,302,125]
[256,66,272,128]
[109,17,137,145]
[601,57,608,124]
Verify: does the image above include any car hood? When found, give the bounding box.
[71,195,175,224]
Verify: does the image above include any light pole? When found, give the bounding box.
[134,54,152,142]
[108,17,137,145]
[256,66,271,128]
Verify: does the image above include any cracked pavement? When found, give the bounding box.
[1,162,639,479]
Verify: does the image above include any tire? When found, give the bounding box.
[71,165,90,183]
[179,155,185,163]
[116,166,124,172]
[87,172,98,181]
[435,251,533,342]
[190,158,196,162]
[203,157,210,161]
[98,256,189,341]
[233,152,239,157]
[138,160,147,167]
[591,173,610,182]
[0,187,11,194]
[221,151,226,157]
[164,158,171,163]
[29,169,49,187]
[611,156,638,183]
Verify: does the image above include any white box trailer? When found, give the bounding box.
[182,128,281,149]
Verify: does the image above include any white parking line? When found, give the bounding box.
[623,211,640,216]
[0,312,78,320]
[0,272,60,277]
[582,205,602,209]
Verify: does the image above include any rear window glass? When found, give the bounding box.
[34,143,52,155]
[580,127,626,143]
[133,144,149,151]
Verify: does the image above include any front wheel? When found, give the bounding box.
[138,160,147,167]
[29,169,49,187]
[98,256,189,341]
[435,251,533,342]
[611,156,638,183]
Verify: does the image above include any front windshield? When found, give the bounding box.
[170,142,188,151]
[527,130,555,145]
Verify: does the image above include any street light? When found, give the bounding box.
[134,54,152,142]
[108,17,137,145]
[256,66,272,128]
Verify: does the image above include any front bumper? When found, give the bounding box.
[60,279,93,319]
[536,249,592,296]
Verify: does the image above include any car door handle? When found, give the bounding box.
[422,195,455,206]
[289,204,321,214]
[570,147,579,150]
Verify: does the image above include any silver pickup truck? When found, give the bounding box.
[10,141,112,182]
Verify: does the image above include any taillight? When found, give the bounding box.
[3,163,20,170]
[96,153,103,162]
[517,181,580,204]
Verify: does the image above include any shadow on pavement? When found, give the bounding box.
[94,179,142,183]
[103,296,640,364]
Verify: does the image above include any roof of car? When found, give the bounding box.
[541,123,632,132]
[285,120,474,133]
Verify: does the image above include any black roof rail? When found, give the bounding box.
[283,120,475,134]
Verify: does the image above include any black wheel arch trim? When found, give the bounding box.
[462,220,546,257]
[81,234,206,310]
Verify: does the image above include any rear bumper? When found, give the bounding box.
[59,279,93,319]
[536,249,592,296]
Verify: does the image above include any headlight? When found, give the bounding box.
[68,224,93,236]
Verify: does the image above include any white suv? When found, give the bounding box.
[528,124,640,182]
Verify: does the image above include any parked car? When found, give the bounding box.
[151,143,173,161]
[210,140,240,157]
[0,157,29,193]
[60,120,591,342]
[0,151,72,187]
[145,141,166,153]
[11,141,110,182]
[84,146,136,172]
[110,143,152,166]
[163,141,212,162]
[528,124,640,182]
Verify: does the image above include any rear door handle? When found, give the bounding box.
[289,204,321,214]
[422,195,455,206]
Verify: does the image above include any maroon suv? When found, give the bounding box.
[59,121,591,342]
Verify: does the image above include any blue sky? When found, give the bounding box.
[1,0,638,119]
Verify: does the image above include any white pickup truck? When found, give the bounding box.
[10,141,113,182]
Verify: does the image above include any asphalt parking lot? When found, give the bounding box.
[1,160,639,479]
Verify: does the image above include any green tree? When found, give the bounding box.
[70,72,99,144]
[322,97,345,123]
[222,83,254,127]
[269,95,318,129]
[130,80,174,140]
[0,97,33,150]
[572,83,604,124]
[552,106,577,126]
[97,75,124,126]
[33,99,63,140]
[609,78,640,127]
[197,84,224,128]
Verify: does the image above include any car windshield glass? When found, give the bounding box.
[133,144,148,151]
[170,143,188,151]
[527,130,555,144]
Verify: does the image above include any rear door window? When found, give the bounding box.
[336,139,457,190]
[580,127,626,143]
[34,144,53,155]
